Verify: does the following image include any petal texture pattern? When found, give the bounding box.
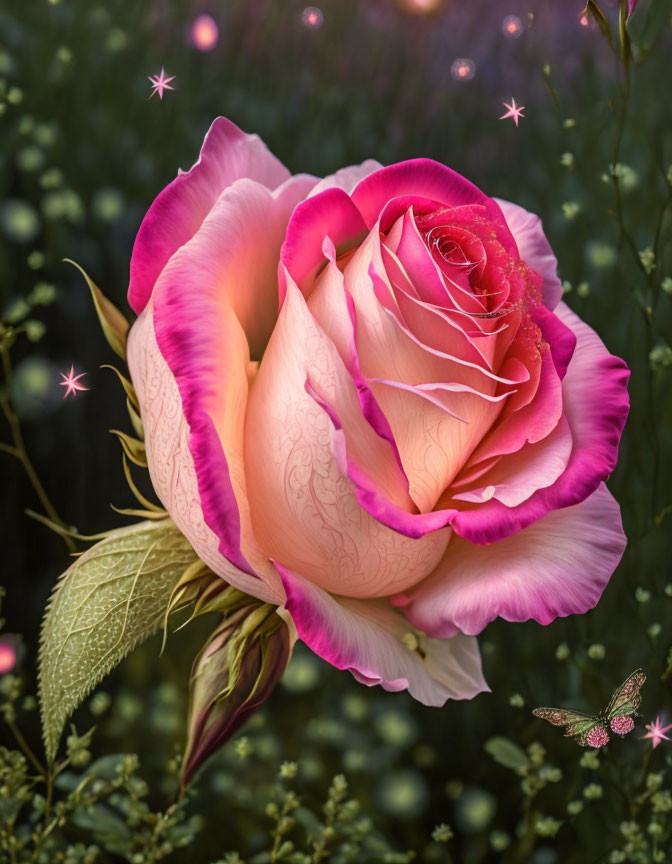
[127,298,283,602]
[244,278,450,597]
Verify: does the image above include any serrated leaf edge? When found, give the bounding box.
[38,519,196,764]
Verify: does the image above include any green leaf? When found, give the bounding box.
[110,429,147,467]
[101,364,140,411]
[39,519,197,764]
[71,803,131,841]
[86,753,130,781]
[484,736,530,771]
[584,0,614,48]
[64,258,129,359]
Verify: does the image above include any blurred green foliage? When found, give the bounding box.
[2,0,672,861]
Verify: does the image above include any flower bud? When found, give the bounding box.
[180,603,292,788]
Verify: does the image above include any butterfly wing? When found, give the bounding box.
[605,669,646,719]
[532,708,599,743]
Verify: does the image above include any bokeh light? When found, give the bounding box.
[374,708,418,747]
[398,0,443,14]
[502,15,523,38]
[92,187,124,222]
[456,787,497,834]
[0,198,40,243]
[450,57,476,81]
[0,639,17,675]
[281,646,321,692]
[16,146,46,173]
[376,769,429,818]
[10,355,60,420]
[301,6,324,29]
[190,14,219,52]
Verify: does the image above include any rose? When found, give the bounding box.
[127,118,629,706]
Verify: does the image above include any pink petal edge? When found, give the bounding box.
[277,561,489,706]
[393,483,626,637]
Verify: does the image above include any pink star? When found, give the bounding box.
[500,98,526,127]
[642,716,672,749]
[59,365,89,398]
[148,67,175,101]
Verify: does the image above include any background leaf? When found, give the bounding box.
[484,737,531,772]
[38,519,197,763]
[584,0,614,47]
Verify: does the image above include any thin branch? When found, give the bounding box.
[0,346,76,553]
[5,716,47,779]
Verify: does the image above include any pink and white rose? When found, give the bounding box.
[126,117,629,706]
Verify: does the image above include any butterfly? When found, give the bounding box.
[532,669,646,748]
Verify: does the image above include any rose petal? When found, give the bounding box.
[127,298,283,603]
[451,415,573,507]
[393,483,626,636]
[308,159,383,198]
[394,209,487,315]
[380,241,509,371]
[534,303,577,380]
[450,302,629,544]
[307,250,408,475]
[149,177,312,581]
[345,235,506,512]
[352,158,517,255]
[277,562,489,705]
[129,116,302,314]
[280,187,368,299]
[245,276,449,597]
[466,347,563,468]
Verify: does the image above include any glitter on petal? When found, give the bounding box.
[610,715,635,736]
[502,15,523,38]
[450,58,476,81]
[190,15,219,52]
[301,6,324,29]
[585,725,610,748]
[59,365,89,398]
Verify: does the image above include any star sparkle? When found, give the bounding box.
[642,716,672,749]
[500,98,526,127]
[59,365,89,398]
[148,67,176,100]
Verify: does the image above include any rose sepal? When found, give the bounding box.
[181,599,293,788]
